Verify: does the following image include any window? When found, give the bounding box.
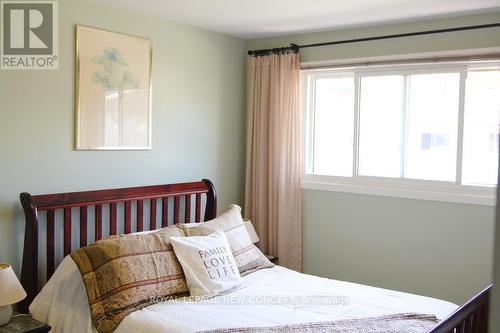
[303,62,500,205]
[462,70,500,186]
[311,75,354,177]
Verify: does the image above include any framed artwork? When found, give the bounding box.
[75,25,152,150]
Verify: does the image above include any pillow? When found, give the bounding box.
[70,225,188,333]
[181,204,273,276]
[170,230,243,297]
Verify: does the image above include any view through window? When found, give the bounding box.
[303,62,500,200]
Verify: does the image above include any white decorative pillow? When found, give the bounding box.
[181,205,273,276]
[170,230,243,297]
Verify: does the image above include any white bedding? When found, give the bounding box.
[30,257,457,333]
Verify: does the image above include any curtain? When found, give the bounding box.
[244,51,302,271]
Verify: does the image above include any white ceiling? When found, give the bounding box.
[90,0,500,39]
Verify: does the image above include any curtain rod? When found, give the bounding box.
[247,22,500,56]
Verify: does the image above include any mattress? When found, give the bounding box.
[30,256,457,333]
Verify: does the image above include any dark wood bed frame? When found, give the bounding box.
[428,284,492,333]
[18,179,492,332]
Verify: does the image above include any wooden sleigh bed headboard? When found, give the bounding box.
[18,179,216,313]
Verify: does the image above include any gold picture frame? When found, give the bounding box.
[75,25,152,150]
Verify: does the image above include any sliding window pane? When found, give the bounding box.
[462,70,500,186]
[358,76,404,178]
[312,76,355,176]
[404,73,460,181]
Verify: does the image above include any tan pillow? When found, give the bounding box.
[71,225,188,333]
[181,204,273,276]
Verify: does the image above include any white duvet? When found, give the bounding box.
[30,256,457,333]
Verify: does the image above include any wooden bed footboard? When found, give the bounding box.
[428,284,492,333]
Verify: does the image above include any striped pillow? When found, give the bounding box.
[71,225,188,333]
[182,204,273,275]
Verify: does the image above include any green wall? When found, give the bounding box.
[302,190,495,304]
[248,12,500,64]
[0,0,247,273]
[248,11,500,304]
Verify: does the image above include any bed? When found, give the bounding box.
[18,179,492,333]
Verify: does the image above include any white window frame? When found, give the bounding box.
[301,62,498,206]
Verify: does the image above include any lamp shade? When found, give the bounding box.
[243,220,260,244]
[0,264,26,307]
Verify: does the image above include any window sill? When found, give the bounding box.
[302,176,496,206]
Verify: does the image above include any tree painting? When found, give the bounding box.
[92,47,139,146]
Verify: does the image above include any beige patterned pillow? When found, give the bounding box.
[71,225,188,333]
[182,204,273,276]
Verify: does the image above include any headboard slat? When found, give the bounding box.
[137,200,144,231]
[124,201,132,234]
[150,198,157,230]
[63,208,72,256]
[195,193,202,222]
[18,179,217,313]
[174,196,180,224]
[95,204,103,240]
[161,197,168,227]
[110,203,117,235]
[46,210,55,278]
[80,206,88,247]
[185,195,191,223]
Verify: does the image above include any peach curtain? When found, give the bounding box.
[244,51,301,271]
